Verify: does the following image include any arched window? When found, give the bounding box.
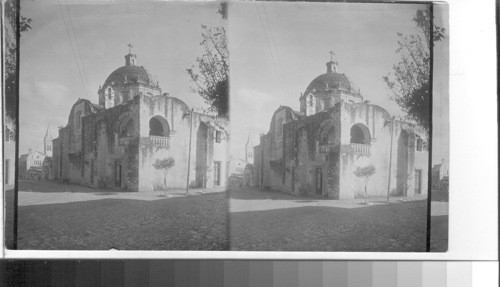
[121,119,135,137]
[149,116,170,137]
[350,124,371,145]
[321,125,335,144]
[416,137,423,151]
[107,87,112,97]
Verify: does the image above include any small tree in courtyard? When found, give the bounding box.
[354,164,376,204]
[153,157,175,196]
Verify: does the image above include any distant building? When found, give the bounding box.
[43,126,53,157]
[228,134,255,187]
[245,134,254,164]
[432,159,449,190]
[19,149,46,180]
[253,56,429,199]
[18,126,54,180]
[52,50,228,191]
[3,119,16,188]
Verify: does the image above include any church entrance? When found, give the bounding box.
[414,169,422,195]
[315,167,323,195]
[396,130,409,196]
[213,161,221,186]
[114,160,122,187]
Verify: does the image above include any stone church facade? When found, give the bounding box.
[254,58,428,199]
[53,51,228,192]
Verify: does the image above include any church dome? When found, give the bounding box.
[104,65,153,86]
[304,72,351,94]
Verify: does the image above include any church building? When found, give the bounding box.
[52,49,228,191]
[253,56,429,199]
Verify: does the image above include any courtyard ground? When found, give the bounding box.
[229,187,448,252]
[3,181,448,251]
[5,180,229,250]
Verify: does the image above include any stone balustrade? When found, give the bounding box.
[149,136,169,147]
[350,143,370,155]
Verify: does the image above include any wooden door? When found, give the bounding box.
[315,167,323,195]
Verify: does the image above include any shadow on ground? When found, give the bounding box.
[13,192,229,250]
[230,200,428,252]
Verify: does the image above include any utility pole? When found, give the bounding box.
[387,116,395,202]
[186,108,193,194]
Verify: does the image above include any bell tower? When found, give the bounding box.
[43,126,53,157]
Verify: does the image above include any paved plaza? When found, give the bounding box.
[4,181,447,251]
[229,187,448,252]
[6,181,229,250]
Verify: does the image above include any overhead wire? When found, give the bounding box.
[57,0,89,98]
[254,1,288,100]
[262,2,290,100]
[64,0,90,96]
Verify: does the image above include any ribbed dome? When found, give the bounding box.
[304,72,351,95]
[104,65,153,86]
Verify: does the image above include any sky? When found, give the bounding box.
[19,0,222,154]
[228,1,449,163]
[18,0,449,163]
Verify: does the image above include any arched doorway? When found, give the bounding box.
[195,122,209,187]
[396,129,410,196]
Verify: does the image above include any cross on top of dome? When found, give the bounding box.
[327,50,339,73]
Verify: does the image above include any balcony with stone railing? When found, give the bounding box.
[349,143,370,155]
[147,136,170,148]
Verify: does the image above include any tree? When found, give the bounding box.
[153,157,175,196]
[186,2,228,119]
[383,9,445,136]
[354,164,376,204]
[4,0,32,124]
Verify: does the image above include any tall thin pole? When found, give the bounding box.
[426,4,435,253]
[387,116,395,202]
[186,108,193,194]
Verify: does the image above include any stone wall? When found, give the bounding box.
[282,106,341,198]
[338,102,429,199]
[137,95,228,191]
[255,101,429,200]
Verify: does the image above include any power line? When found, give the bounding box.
[64,1,90,96]
[262,3,290,99]
[58,0,89,98]
[254,2,288,100]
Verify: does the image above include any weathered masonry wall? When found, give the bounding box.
[137,95,228,192]
[338,102,428,199]
[82,98,140,191]
[283,106,341,198]
[254,101,429,200]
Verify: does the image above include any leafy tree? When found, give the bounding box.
[153,157,175,196]
[186,2,228,119]
[4,0,32,125]
[354,164,376,204]
[383,9,446,136]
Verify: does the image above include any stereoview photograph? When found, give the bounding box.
[4,0,229,250]
[227,1,448,252]
[3,0,448,252]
